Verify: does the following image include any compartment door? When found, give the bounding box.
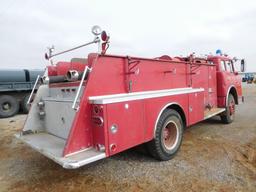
[191,65,209,108]
[188,92,204,125]
[106,100,144,155]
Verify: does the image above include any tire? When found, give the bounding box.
[221,94,235,124]
[0,95,20,118]
[146,109,184,161]
[21,94,30,113]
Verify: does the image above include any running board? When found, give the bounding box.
[204,108,226,120]
[15,132,106,169]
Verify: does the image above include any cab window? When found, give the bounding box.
[220,61,226,71]
[225,60,234,73]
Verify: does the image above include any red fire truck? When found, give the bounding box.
[16,26,245,169]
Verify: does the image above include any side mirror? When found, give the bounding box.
[241,59,245,72]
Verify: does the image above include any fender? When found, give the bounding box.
[154,102,186,137]
[226,85,238,106]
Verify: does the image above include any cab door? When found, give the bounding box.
[231,61,242,96]
[225,60,242,96]
[225,60,235,85]
[217,59,240,107]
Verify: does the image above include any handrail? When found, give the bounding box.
[72,66,91,111]
[46,38,99,60]
[27,75,40,105]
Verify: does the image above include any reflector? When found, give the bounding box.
[101,31,109,42]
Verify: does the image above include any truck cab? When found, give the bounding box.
[208,55,244,123]
[208,56,243,104]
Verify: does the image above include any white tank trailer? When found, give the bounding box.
[0,69,44,118]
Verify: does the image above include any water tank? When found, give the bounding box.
[29,69,44,81]
[0,69,44,82]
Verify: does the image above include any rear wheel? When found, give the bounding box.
[146,109,184,161]
[221,94,235,124]
[0,95,19,118]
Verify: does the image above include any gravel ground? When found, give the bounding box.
[0,83,255,192]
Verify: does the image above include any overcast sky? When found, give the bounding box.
[0,0,256,71]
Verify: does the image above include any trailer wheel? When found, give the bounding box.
[21,94,30,113]
[0,95,19,118]
[147,109,184,161]
[221,94,235,124]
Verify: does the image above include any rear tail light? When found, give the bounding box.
[110,144,117,152]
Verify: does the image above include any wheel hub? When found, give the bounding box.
[162,121,178,150]
[2,102,11,111]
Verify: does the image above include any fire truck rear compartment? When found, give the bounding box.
[37,86,80,139]
[43,98,75,139]
[16,85,106,169]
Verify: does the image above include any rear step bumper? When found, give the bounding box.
[15,132,106,169]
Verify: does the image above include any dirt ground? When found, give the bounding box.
[0,84,255,192]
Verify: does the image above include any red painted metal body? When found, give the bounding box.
[46,53,242,156]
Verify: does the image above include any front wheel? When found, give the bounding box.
[221,94,235,124]
[146,109,184,161]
